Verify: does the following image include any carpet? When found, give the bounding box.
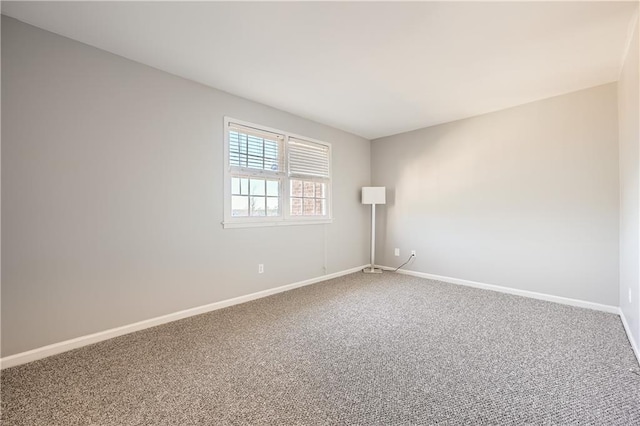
[2,272,639,425]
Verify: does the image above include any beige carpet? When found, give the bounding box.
[2,272,639,425]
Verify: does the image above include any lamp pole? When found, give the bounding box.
[370,203,377,269]
[362,186,385,274]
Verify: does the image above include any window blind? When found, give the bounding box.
[228,123,284,172]
[288,137,330,178]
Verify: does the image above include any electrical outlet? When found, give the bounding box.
[411,250,416,257]
[394,248,400,256]
[629,288,632,304]
[258,264,264,274]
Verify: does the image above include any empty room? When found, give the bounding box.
[1,1,639,424]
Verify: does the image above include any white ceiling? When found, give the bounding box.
[2,1,638,139]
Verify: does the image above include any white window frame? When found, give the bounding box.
[223,117,332,229]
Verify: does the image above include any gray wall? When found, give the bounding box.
[619,15,639,349]
[1,17,371,357]
[372,84,620,306]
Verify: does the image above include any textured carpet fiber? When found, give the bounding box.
[2,273,639,425]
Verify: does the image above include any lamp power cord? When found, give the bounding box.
[393,253,416,272]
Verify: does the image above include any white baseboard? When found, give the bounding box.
[3,264,630,370]
[377,265,620,314]
[619,309,640,365]
[390,264,637,365]
[0,265,368,370]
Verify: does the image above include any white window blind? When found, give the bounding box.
[228,123,284,173]
[288,137,330,178]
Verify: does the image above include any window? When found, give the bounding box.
[223,118,332,228]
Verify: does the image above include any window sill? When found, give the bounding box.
[222,219,333,229]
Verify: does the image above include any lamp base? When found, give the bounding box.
[362,267,383,274]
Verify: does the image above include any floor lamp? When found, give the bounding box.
[362,187,386,274]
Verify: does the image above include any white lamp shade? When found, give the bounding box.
[362,187,386,205]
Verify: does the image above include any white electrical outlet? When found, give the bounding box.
[629,288,632,304]
[411,250,416,256]
[258,264,264,274]
[394,248,400,256]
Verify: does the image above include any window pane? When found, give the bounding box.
[304,198,315,215]
[264,140,278,155]
[264,140,280,172]
[229,132,241,167]
[291,180,303,197]
[229,153,240,168]
[291,197,303,215]
[304,181,315,197]
[231,177,240,195]
[238,153,248,168]
[250,179,265,196]
[247,136,263,155]
[287,179,328,217]
[229,130,280,171]
[231,195,249,217]
[238,178,249,195]
[229,132,249,168]
[230,177,282,219]
[266,180,279,196]
[266,197,279,216]
[230,132,247,152]
[250,197,266,216]
[247,156,263,170]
